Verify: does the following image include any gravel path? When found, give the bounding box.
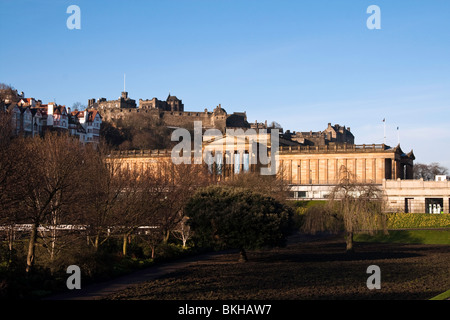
[44,250,240,300]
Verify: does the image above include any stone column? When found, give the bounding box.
[307,159,311,184]
[289,159,293,184]
[391,159,395,180]
[335,158,339,184]
[316,159,319,184]
[362,158,366,183]
[373,158,377,182]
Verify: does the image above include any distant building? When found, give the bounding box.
[283,123,354,146]
[2,96,101,145]
[139,93,184,112]
[70,109,102,144]
[382,179,450,213]
[89,91,136,110]
[88,91,249,131]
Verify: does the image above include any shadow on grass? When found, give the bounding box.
[253,249,423,264]
[103,235,449,301]
[355,229,450,245]
[253,237,424,264]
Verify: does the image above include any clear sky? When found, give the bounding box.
[1,0,449,168]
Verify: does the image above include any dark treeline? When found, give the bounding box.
[0,112,216,297]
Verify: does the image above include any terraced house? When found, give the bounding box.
[1,93,102,145]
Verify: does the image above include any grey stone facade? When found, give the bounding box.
[88,92,249,131]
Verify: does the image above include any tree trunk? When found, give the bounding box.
[26,223,38,273]
[7,225,14,266]
[346,231,354,253]
[94,234,99,252]
[49,227,56,275]
[239,248,248,262]
[123,233,128,256]
[162,229,170,244]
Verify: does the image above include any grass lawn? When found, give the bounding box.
[430,289,450,300]
[355,229,450,245]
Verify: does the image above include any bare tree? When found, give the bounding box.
[302,166,387,253]
[132,160,211,256]
[0,118,31,264]
[71,101,85,112]
[144,160,213,245]
[414,162,448,180]
[172,215,192,248]
[0,83,19,104]
[20,132,87,273]
[222,171,290,204]
[82,144,128,251]
[114,165,166,256]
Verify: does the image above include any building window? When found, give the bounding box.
[425,198,443,214]
[294,191,307,198]
[234,153,240,174]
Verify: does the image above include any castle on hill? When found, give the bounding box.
[88,91,250,132]
[87,91,354,148]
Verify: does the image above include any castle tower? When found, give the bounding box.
[166,93,184,112]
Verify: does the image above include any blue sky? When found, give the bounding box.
[1,0,449,167]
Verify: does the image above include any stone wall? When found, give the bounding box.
[382,179,450,213]
[95,104,245,132]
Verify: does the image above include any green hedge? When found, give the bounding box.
[386,213,450,229]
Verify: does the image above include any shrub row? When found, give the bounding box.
[291,201,450,230]
[386,213,450,229]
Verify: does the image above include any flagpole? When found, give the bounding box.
[383,118,386,145]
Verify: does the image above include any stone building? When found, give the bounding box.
[88,91,137,112]
[382,179,450,213]
[278,143,414,185]
[88,91,249,131]
[2,97,101,145]
[110,133,415,189]
[106,120,450,215]
[284,123,354,146]
[139,94,184,112]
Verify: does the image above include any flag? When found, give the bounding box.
[382,118,385,122]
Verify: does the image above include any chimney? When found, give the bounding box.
[47,103,54,126]
[48,103,54,115]
[88,98,96,107]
